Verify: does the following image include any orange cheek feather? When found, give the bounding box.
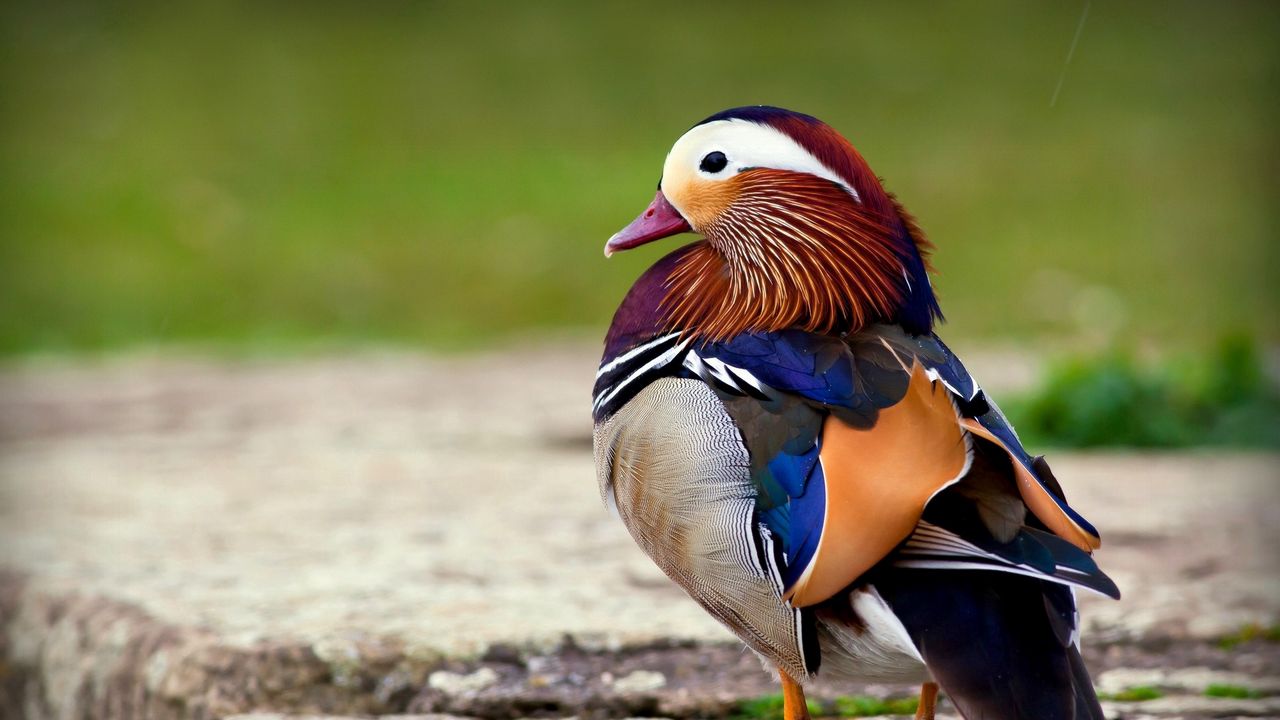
[666,176,740,230]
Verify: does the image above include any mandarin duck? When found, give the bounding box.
[591,107,1119,720]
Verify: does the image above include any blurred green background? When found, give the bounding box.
[1,1,1276,356]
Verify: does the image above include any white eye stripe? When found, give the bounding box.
[663,119,860,202]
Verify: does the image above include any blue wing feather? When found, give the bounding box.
[696,330,878,418]
[760,446,826,590]
[702,331,837,397]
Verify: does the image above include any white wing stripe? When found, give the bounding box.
[682,352,769,397]
[899,522,1110,596]
[893,559,1114,598]
[595,332,681,378]
[592,337,691,411]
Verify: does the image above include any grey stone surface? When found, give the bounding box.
[225,716,476,720]
[1,348,1278,718]
[1097,667,1280,696]
[427,669,500,696]
[1104,695,1280,716]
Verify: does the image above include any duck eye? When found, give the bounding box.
[699,151,728,174]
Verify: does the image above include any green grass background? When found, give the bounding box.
[1,1,1276,355]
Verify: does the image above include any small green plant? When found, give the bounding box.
[1217,622,1280,650]
[1098,685,1163,701]
[833,694,919,716]
[1008,336,1280,449]
[1204,683,1263,699]
[733,693,822,720]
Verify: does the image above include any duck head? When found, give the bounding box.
[605,106,941,340]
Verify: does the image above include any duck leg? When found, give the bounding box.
[779,670,811,720]
[915,681,938,720]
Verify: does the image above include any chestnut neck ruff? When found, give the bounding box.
[661,169,918,342]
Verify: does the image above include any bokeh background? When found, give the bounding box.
[2,4,1280,718]
[2,1,1276,357]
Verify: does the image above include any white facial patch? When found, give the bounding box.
[660,119,860,205]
